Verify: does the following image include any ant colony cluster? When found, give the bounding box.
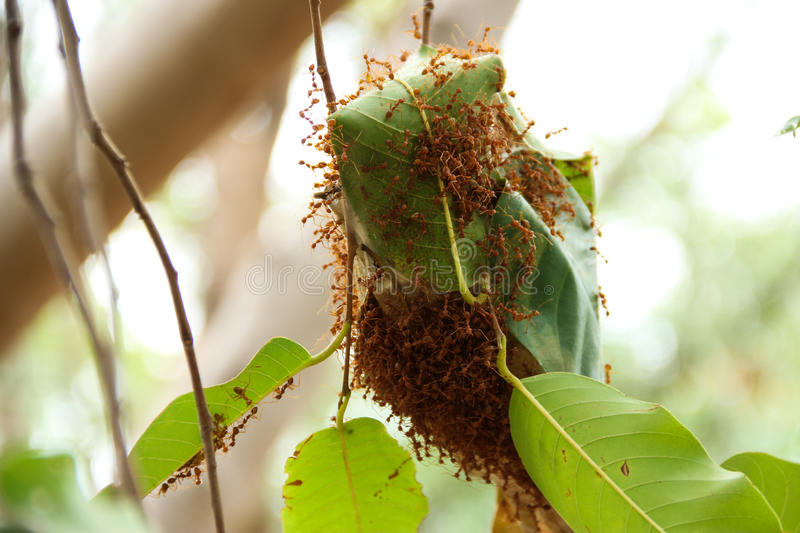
[303,21,600,506]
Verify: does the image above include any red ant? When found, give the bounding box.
[230,378,252,406]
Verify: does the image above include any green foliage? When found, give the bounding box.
[723,452,800,532]
[553,155,596,214]
[128,334,343,497]
[48,38,793,533]
[508,372,781,532]
[0,451,146,533]
[329,47,502,291]
[331,47,599,378]
[777,115,800,137]
[493,192,600,377]
[281,418,427,533]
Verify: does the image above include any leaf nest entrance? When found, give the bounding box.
[352,292,537,492]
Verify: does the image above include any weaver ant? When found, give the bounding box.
[230,378,252,406]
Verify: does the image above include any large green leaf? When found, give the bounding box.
[491,191,600,377]
[0,451,146,533]
[330,47,504,291]
[281,417,427,533]
[723,452,800,532]
[129,336,334,497]
[509,372,781,532]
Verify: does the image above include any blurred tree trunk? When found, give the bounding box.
[0,0,345,354]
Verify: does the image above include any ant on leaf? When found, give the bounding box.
[229,377,252,406]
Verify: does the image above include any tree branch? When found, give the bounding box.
[0,0,347,355]
[422,0,434,46]
[307,0,355,414]
[309,0,337,113]
[51,1,225,529]
[5,0,139,506]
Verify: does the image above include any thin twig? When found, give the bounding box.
[308,0,337,113]
[338,220,356,409]
[308,0,356,414]
[50,1,225,529]
[307,0,354,412]
[4,0,139,506]
[422,0,434,46]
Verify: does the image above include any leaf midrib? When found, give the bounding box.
[516,379,667,532]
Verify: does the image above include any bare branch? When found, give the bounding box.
[51,1,225,529]
[422,0,434,46]
[308,0,337,113]
[4,0,139,506]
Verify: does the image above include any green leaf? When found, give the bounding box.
[557,182,599,320]
[128,336,325,497]
[553,154,596,214]
[330,49,504,290]
[0,451,146,533]
[496,92,599,314]
[777,115,800,137]
[723,452,800,531]
[491,191,601,377]
[508,372,781,532]
[282,417,427,533]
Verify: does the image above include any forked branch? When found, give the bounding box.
[5,0,139,506]
[51,1,224,529]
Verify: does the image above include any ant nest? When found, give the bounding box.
[304,34,583,517]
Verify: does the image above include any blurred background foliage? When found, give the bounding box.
[0,0,798,531]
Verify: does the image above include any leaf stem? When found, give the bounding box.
[487,303,664,533]
[336,390,351,429]
[437,178,486,305]
[308,322,351,365]
[397,78,486,306]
